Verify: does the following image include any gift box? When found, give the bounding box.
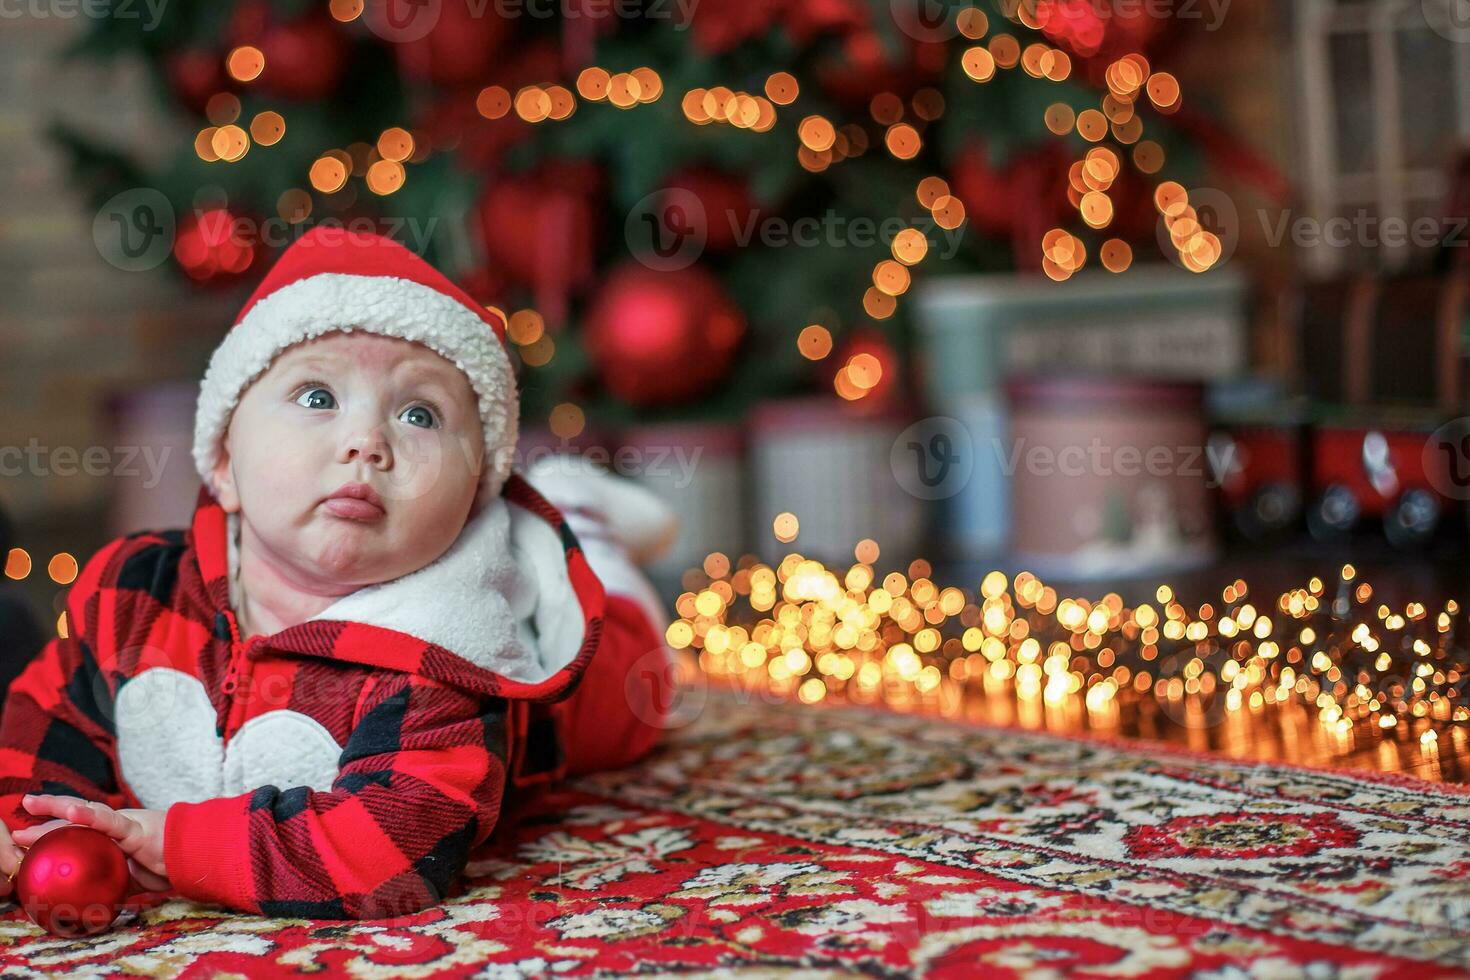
[748,399,925,567]
[1006,377,1218,580]
[616,421,745,593]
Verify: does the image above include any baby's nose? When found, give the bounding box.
[342,427,392,466]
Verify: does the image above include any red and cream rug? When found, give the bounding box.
[0,690,1466,978]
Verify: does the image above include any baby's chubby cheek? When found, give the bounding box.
[378,434,469,504]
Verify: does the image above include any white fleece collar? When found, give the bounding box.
[225,494,586,685]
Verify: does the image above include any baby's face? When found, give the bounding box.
[212,331,484,589]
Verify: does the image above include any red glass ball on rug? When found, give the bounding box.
[14,826,131,938]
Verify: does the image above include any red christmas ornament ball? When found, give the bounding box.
[164,48,227,114]
[659,168,755,253]
[257,15,347,100]
[14,826,131,938]
[391,0,513,86]
[584,263,744,407]
[951,140,1072,241]
[173,208,259,286]
[475,162,600,291]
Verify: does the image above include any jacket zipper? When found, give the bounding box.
[218,609,257,736]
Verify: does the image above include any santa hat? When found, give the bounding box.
[193,225,517,505]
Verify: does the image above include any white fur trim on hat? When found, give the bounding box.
[193,272,518,505]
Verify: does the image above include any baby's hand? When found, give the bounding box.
[15,795,170,893]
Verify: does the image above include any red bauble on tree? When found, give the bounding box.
[583,263,745,407]
[173,207,259,286]
[391,0,513,86]
[256,14,348,100]
[14,826,132,938]
[952,140,1072,266]
[784,0,867,46]
[226,0,270,46]
[476,161,600,324]
[686,0,782,55]
[659,168,756,253]
[164,48,227,114]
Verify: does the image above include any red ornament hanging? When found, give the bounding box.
[164,48,227,114]
[225,0,271,47]
[256,15,348,100]
[173,208,259,286]
[784,0,867,47]
[583,263,745,407]
[475,161,600,325]
[659,169,756,253]
[686,0,783,55]
[392,0,513,87]
[951,140,1072,265]
[14,826,131,938]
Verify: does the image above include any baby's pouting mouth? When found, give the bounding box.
[321,482,387,522]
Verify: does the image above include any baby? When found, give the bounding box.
[0,226,678,918]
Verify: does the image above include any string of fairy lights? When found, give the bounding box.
[672,521,1468,752]
[186,0,1216,419]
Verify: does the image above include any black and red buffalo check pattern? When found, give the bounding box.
[0,474,668,918]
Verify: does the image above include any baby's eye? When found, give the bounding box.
[295,387,336,411]
[400,405,437,429]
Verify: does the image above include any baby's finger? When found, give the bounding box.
[125,859,170,894]
[59,802,133,841]
[38,799,121,839]
[11,818,69,847]
[20,794,90,821]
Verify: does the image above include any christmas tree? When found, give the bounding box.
[58,0,1223,430]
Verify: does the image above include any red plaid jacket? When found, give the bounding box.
[0,474,670,918]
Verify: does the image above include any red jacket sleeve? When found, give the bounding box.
[163,674,507,919]
[0,540,130,833]
[551,593,673,777]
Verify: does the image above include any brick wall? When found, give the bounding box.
[0,12,237,619]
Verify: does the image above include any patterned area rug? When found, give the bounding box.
[1,689,1468,978]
